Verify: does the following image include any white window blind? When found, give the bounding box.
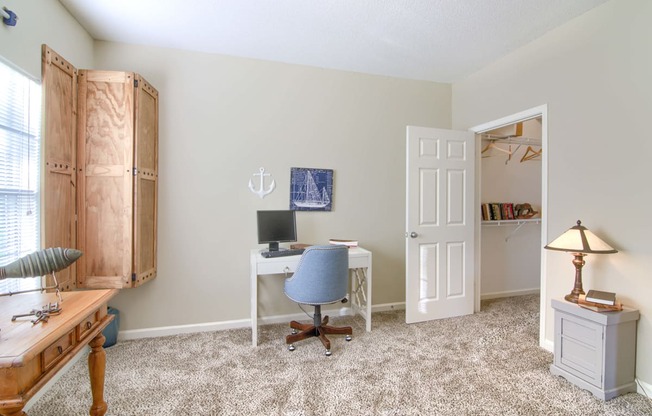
[0,58,42,294]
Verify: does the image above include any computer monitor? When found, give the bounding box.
[257,210,297,252]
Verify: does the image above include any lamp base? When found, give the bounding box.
[564,291,584,304]
[564,252,587,304]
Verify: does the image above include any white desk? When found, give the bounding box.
[249,246,372,346]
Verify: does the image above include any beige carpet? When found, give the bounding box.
[28,295,652,415]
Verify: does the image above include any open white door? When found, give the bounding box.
[406,126,475,324]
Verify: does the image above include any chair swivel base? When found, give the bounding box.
[286,315,352,356]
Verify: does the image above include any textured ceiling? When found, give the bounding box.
[58,0,609,83]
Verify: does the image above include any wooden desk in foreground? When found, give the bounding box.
[0,289,117,416]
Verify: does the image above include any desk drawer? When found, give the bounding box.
[77,310,100,340]
[43,330,75,370]
[257,262,297,275]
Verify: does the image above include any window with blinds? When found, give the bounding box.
[0,58,42,294]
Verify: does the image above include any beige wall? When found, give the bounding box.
[453,0,652,389]
[1,1,450,335]
[0,0,93,78]
[91,42,451,329]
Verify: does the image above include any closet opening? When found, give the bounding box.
[480,118,542,298]
[470,105,548,348]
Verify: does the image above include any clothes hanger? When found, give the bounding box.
[481,141,512,156]
[520,146,542,162]
[482,140,514,166]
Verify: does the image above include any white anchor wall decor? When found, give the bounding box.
[248,167,276,199]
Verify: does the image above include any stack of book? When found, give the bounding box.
[578,290,623,312]
[481,202,515,221]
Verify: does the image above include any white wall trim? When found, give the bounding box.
[637,378,652,398]
[119,302,406,341]
[481,288,540,300]
[372,302,406,312]
[470,105,547,133]
[119,318,251,341]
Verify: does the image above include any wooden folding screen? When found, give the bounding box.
[41,46,158,290]
[41,45,77,290]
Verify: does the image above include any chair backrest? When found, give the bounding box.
[284,245,349,305]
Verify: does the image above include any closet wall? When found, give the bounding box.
[480,118,542,297]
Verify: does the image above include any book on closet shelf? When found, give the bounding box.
[491,203,502,220]
[585,290,617,306]
[506,203,515,220]
[501,203,515,220]
[485,203,495,220]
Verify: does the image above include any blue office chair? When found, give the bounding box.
[284,245,352,356]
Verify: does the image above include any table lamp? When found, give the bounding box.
[544,220,617,303]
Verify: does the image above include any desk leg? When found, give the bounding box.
[351,267,372,332]
[88,333,108,416]
[250,258,258,347]
[351,269,364,311]
[366,262,372,332]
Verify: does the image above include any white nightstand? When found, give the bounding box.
[550,298,639,400]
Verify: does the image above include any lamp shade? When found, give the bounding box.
[544,220,617,254]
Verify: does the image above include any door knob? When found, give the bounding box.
[410,232,418,238]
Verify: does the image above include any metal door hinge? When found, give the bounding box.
[131,273,136,282]
[133,167,138,176]
[134,79,139,88]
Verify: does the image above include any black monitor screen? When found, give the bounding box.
[257,210,297,251]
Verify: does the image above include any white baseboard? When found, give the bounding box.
[119,302,406,341]
[119,318,251,341]
[372,302,405,312]
[481,288,540,300]
[637,378,652,397]
[541,338,554,353]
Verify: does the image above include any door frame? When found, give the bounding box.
[468,104,549,349]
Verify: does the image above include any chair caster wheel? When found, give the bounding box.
[288,344,295,351]
[325,349,332,356]
[345,335,352,341]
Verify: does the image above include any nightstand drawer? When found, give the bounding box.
[557,313,603,387]
[560,316,601,344]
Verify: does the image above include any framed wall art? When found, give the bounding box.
[290,167,333,211]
